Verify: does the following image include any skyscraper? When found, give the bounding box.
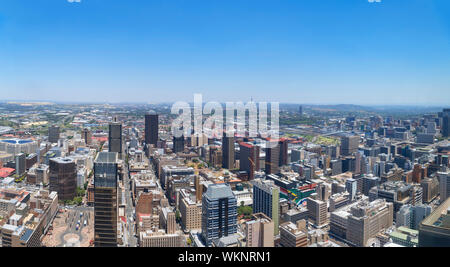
[252,179,280,235]
[341,135,360,156]
[82,128,92,145]
[173,135,185,153]
[48,125,60,144]
[222,136,235,170]
[94,152,119,247]
[15,153,26,176]
[108,122,122,156]
[49,157,77,201]
[145,113,159,146]
[299,105,303,116]
[239,142,259,180]
[201,184,237,246]
[278,139,288,167]
[265,141,280,175]
[442,109,450,138]
[439,171,450,203]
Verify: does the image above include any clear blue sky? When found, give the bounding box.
[0,0,449,105]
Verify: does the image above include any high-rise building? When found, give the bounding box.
[82,128,92,145]
[265,141,280,175]
[307,196,328,227]
[173,135,185,153]
[15,153,26,176]
[145,113,159,146]
[396,204,432,230]
[252,179,280,235]
[179,189,202,232]
[442,109,450,138]
[94,152,119,247]
[341,135,359,156]
[246,213,275,247]
[419,197,450,247]
[201,184,237,246]
[298,105,303,116]
[49,157,77,201]
[136,191,153,215]
[108,122,122,156]
[239,142,259,180]
[160,207,176,234]
[278,139,288,167]
[439,171,450,204]
[222,136,235,170]
[48,125,60,144]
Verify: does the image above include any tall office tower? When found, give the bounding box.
[298,105,303,116]
[245,213,275,247]
[265,141,280,175]
[94,152,119,247]
[173,135,185,153]
[195,176,203,202]
[341,135,360,156]
[201,184,237,246]
[239,142,260,180]
[345,178,358,201]
[316,183,330,201]
[49,157,77,201]
[48,125,60,143]
[421,177,440,203]
[307,197,328,227]
[222,136,235,170]
[160,207,176,234]
[439,171,450,203]
[278,139,288,167]
[252,179,280,235]
[346,199,394,247]
[442,109,450,138]
[418,197,450,247]
[82,128,92,145]
[108,122,122,156]
[15,153,26,176]
[145,113,159,146]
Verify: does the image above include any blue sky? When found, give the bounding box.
[0,0,449,105]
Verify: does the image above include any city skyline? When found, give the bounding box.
[1,0,450,105]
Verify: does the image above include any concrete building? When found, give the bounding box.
[48,125,60,144]
[279,220,308,247]
[307,196,328,227]
[145,113,159,146]
[179,189,202,231]
[439,171,450,204]
[222,136,235,170]
[245,213,275,247]
[252,178,280,235]
[346,199,394,247]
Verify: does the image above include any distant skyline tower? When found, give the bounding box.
[222,136,235,170]
[299,105,303,116]
[278,139,288,167]
[145,113,159,146]
[48,125,60,143]
[173,135,185,153]
[108,121,122,156]
[82,128,92,145]
[265,141,280,175]
[94,152,119,247]
[443,109,450,138]
[239,142,260,180]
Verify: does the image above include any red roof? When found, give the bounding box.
[239,142,253,149]
[0,168,15,178]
